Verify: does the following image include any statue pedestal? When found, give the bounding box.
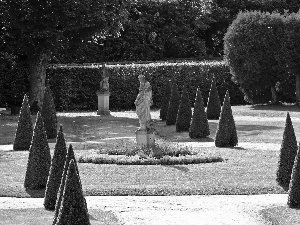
[136,130,155,146]
[97,91,110,115]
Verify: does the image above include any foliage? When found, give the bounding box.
[54,159,90,225]
[288,146,300,208]
[41,85,57,139]
[13,94,33,151]
[166,80,180,125]
[276,113,298,191]
[206,76,221,120]
[24,112,51,190]
[189,88,210,138]
[224,11,285,104]
[44,125,68,210]
[215,91,238,147]
[176,85,192,132]
[160,79,172,121]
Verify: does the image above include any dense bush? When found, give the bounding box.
[41,85,57,139]
[176,85,192,132]
[24,112,51,190]
[46,61,245,111]
[13,94,33,151]
[159,79,171,121]
[288,146,300,208]
[189,88,210,139]
[206,76,221,120]
[276,113,298,192]
[54,159,90,225]
[44,125,68,210]
[166,80,180,126]
[215,91,238,147]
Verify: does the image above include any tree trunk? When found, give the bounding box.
[296,74,300,105]
[270,85,278,105]
[28,54,48,108]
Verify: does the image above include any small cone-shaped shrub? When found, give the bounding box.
[276,113,298,191]
[176,85,192,132]
[24,111,51,190]
[54,159,90,225]
[166,80,180,126]
[215,91,238,147]
[13,94,33,151]
[44,125,68,210]
[41,85,57,139]
[160,79,172,121]
[53,144,85,225]
[288,145,300,208]
[189,88,210,138]
[206,77,221,120]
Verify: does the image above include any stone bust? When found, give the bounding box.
[99,64,109,93]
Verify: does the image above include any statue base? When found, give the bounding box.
[135,130,155,146]
[97,91,110,115]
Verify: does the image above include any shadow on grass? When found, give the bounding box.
[237,124,280,132]
[260,205,300,225]
[250,103,300,112]
[25,188,45,198]
[162,165,190,172]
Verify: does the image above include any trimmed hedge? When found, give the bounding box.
[288,145,300,208]
[166,80,180,126]
[176,85,192,132]
[46,61,245,111]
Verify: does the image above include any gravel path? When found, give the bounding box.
[0,194,287,225]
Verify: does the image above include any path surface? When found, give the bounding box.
[0,194,287,225]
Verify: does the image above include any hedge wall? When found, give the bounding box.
[46,61,245,111]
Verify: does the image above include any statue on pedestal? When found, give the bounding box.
[135,75,153,131]
[99,64,109,93]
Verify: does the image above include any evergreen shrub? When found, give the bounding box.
[54,159,90,225]
[24,112,51,190]
[276,113,298,191]
[206,76,221,120]
[44,125,68,210]
[215,91,238,147]
[41,85,57,139]
[160,79,171,121]
[176,85,192,132]
[13,94,33,151]
[288,145,300,208]
[189,88,210,138]
[166,80,180,125]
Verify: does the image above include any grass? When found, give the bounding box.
[260,206,300,225]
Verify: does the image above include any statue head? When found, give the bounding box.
[138,75,146,83]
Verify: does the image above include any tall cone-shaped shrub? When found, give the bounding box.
[41,85,57,139]
[189,88,210,138]
[54,159,90,225]
[24,111,51,189]
[176,85,192,132]
[276,113,298,191]
[288,145,300,208]
[44,125,68,210]
[53,144,85,225]
[206,77,221,120]
[215,91,238,147]
[160,79,172,121]
[166,81,180,126]
[13,94,33,151]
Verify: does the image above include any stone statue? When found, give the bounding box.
[135,75,153,131]
[99,64,109,92]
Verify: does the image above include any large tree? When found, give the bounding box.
[0,0,127,107]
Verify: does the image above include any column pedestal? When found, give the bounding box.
[136,130,155,146]
[97,91,110,115]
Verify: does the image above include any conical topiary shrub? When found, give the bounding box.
[166,80,180,126]
[215,91,238,147]
[206,76,221,120]
[176,85,192,132]
[276,113,298,191]
[44,125,68,210]
[24,111,51,190]
[53,144,85,225]
[54,159,90,225]
[13,94,33,151]
[288,145,300,208]
[41,85,57,139]
[160,79,172,121]
[189,88,210,138]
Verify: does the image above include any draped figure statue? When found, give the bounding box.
[135,75,152,131]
